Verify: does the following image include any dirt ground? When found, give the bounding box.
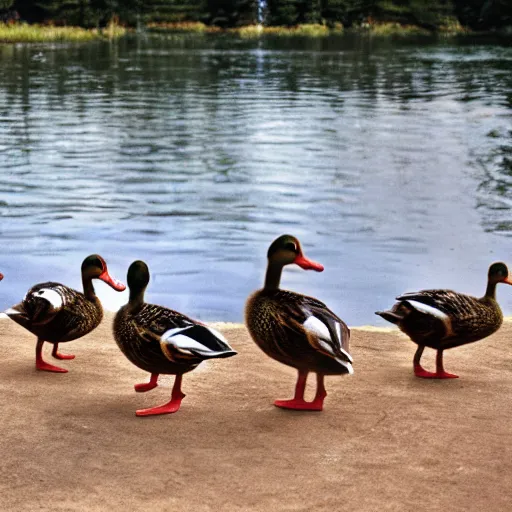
[1,313,511,512]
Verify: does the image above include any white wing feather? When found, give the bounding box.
[161,325,234,357]
[34,288,64,309]
[406,300,453,335]
[302,315,353,364]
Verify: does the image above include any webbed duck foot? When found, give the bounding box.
[135,375,184,417]
[36,360,68,373]
[414,365,458,379]
[136,398,184,417]
[274,372,326,411]
[435,371,459,379]
[134,373,159,393]
[51,344,75,360]
[134,382,158,392]
[274,398,324,411]
[52,352,75,360]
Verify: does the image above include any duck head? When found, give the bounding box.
[488,262,512,285]
[267,235,324,271]
[127,260,150,293]
[126,260,150,308]
[81,255,126,291]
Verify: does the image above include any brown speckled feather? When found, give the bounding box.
[8,282,103,343]
[245,288,351,375]
[113,303,202,375]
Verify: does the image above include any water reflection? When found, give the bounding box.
[0,35,511,324]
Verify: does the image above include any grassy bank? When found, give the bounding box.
[147,21,338,38]
[0,21,126,43]
[143,21,332,39]
[1,19,501,43]
[146,20,470,38]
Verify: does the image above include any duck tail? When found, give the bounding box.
[4,303,31,328]
[375,309,404,325]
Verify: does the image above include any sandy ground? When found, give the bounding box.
[1,314,512,512]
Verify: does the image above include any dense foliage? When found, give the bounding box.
[6,0,512,29]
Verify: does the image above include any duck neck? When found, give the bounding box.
[128,286,145,312]
[82,275,96,301]
[264,262,283,291]
[485,280,497,300]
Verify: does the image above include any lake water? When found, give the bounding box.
[1,33,511,325]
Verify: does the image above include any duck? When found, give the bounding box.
[375,262,512,379]
[113,260,237,417]
[245,235,353,411]
[5,255,126,373]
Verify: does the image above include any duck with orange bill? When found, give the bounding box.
[245,235,353,412]
[376,262,512,379]
[5,255,126,373]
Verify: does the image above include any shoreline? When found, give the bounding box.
[0,21,510,43]
[4,314,512,330]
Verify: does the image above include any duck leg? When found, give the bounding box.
[36,339,68,373]
[413,345,433,377]
[413,345,458,379]
[274,371,325,411]
[136,374,186,417]
[134,373,159,392]
[435,350,458,379]
[51,343,75,360]
[312,373,327,410]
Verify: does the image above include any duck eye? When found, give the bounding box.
[90,257,103,270]
[284,242,297,252]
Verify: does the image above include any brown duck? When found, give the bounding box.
[376,262,512,379]
[245,235,353,411]
[5,255,126,373]
[113,260,237,417]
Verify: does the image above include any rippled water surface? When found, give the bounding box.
[1,34,512,324]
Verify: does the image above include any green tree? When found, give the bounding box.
[372,0,454,29]
[456,0,512,29]
[207,0,258,26]
[0,0,15,9]
[143,0,208,23]
[321,0,371,26]
[266,0,299,24]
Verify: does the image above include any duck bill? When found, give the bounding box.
[504,277,512,285]
[293,254,324,272]
[0,273,3,281]
[99,270,126,291]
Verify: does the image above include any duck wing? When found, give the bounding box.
[6,282,71,326]
[397,290,476,317]
[396,289,491,340]
[397,290,484,321]
[161,325,236,359]
[274,291,352,371]
[6,282,103,341]
[131,303,236,361]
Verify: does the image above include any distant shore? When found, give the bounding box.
[0,20,126,42]
[1,20,511,43]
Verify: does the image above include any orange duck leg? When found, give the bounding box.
[274,371,327,411]
[51,343,75,360]
[413,346,458,379]
[134,372,159,392]
[136,374,186,417]
[36,339,68,373]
